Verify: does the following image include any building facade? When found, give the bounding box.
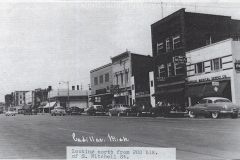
[90,63,113,106]
[151,8,240,107]
[186,39,240,106]
[5,94,13,107]
[12,91,29,106]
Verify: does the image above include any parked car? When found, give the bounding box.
[108,104,131,116]
[186,97,240,119]
[125,106,152,117]
[51,106,66,116]
[150,105,186,117]
[5,110,17,116]
[66,106,84,115]
[87,105,106,116]
[24,109,37,115]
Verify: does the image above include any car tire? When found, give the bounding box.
[137,112,141,117]
[117,112,121,117]
[230,114,238,119]
[211,112,219,119]
[109,112,112,116]
[189,111,196,118]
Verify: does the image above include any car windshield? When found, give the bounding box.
[122,105,130,107]
[214,99,231,103]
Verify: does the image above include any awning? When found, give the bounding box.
[165,88,184,94]
[202,82,228,97]
[43,101,57,108]
[152,90,167,96]
[185,82,228,97]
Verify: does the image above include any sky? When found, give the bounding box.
[0,0,240,102]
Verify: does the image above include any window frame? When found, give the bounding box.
[195,62,205,74]
[99,75,103,84]
[94,77,98,85]
[158,64,165,78]
[174,63,183,75]
[157,42,164,55]
[167,62,172,77]
[166,38,170,52]
[211,58,222,71]
[173,35,181,50]
[105,73,109,82]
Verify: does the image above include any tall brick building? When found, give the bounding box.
[151,8,240,106]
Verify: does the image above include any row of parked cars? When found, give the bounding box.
[85,97,240,119]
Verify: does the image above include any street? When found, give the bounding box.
[0,114,240,160]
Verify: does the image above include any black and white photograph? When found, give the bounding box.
[0,0,240,160]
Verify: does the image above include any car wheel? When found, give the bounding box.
[211,112,219,119]
[108,112,112,116]
[117,112,121,117]
[137,112,141,117]
[230,113,238,119]
[189,111,196,118]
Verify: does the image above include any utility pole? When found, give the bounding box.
[120,60,127,105]
[161,2,163,18]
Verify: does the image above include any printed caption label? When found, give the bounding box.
[67,146,176,160]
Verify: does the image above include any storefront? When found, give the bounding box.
[135,91,151,107]
[89,93,113,106]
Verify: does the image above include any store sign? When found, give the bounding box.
[114,91,128,97]
[173,56,187,64]
[235,62,240,72]
[212,82,219,86]
[187,75,227,84]
[136,91,150,96]
[110,85,119,94]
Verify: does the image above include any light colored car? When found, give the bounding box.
[186,97,240,119]
[5,110,17,116]
[109,104,131,116]
[51,106,66,116]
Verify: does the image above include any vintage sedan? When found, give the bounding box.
[186,97,240,119]
[150,105,186,117]
[66,106,84,115]
[108,104,131,116]
[5,110,17,116]
[87,105,106,116]
[51,106,66,116]
[125,106,152,117]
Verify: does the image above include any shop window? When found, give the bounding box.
[158,64,165,78]
[167,62,172,77]
[166,38,171,52]
[175,63,183,75]
[211,58,222,71]
[94,77,98,85]
[206,34,212,45]
[105,73,109,82]
[173,35,181,50]
[233,36,240,41]
[20,101,22,104]
[157,42,164,55]
[195,62,205,74]
[99,75,103,84]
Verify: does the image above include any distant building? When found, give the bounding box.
[5,94,13,107]
[12,91,29,106]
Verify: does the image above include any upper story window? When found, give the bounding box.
[211,58,222,70]
[167,62,172,77]
[195,62,205,74]
[120,73,124,84]
[94,77,98,85]
[20,95,22,99]
[206,34,212,45]
[126,72,129,83]
[166,38,170,52]
[158,64,165,78]
[115,75,118,85]
[173,35,181,50]
[105,73,109,82]
[175,64,183,75]
[99,75,103,83]
[233,36,240,41]
[157,42,164,55]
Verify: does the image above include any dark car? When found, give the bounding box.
[66,106,84,115]
[150,105,186,117]
[24,108,37,115]
[87,105,106,116]
[125,106,152,117]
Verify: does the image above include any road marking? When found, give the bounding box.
[57,127,95,135]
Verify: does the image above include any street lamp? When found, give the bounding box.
[59,81,69,109]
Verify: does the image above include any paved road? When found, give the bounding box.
[0,113,240,160]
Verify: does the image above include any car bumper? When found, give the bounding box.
[219,110,238,114]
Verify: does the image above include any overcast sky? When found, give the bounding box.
[0,0,240,102]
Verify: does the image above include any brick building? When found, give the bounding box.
[151,8,240,107]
